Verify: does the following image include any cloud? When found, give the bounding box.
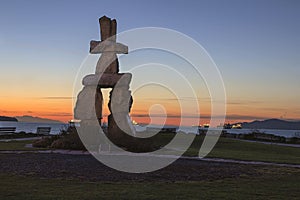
[137,98,263,106]
[226,100,263,105]
[131,113,207,119]
[137,97,211,102]
[224,114,267,121]
[0,109,10,113]
[130,113,271,121]
[38,112,73,117]
[39,97,74,100]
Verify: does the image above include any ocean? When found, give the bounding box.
[0,121,68,135]
[0,121,299,138]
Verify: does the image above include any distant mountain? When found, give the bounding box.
[0,116,18,122]
[15,115,63,124]
[241,119,300,130]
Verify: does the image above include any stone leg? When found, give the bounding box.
[107,86,136,141]
[95,86,103,124]
[107,114,121,141]
[78,119,102,151]
[74,86,108,150]
[74,86,98,120]
[108,113,135,137]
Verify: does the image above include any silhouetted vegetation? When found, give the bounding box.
[0,132,44,139]
[220,131,300,144]
[33,127,86,150]
[0,116,18,122]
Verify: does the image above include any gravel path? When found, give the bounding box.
[0,153,297,182]
[1,149,300,168]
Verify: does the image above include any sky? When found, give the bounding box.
[0,0,299,125]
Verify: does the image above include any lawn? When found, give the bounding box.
[1,134,300,199]
[150,133,300,164]
[1,133,300,164]
[0,140,47,151]
[185,135,300,164]
[1,168,300,200]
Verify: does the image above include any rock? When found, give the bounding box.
[108,88,132,113]
[75,16,135,146]
[110,19,117,42]
[80,119,101,127]
[95,87,103,122]
[95,52,119,74]
[74,86,98,120]
[99,16,111,41]
[90,40,128,54]
[91,16,126,54]
[82,73,132,88]
[108,113,136,138]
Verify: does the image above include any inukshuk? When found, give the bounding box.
[74,16,135,146]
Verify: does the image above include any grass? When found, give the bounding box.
[1,133,300,199]
[0,140,48,151]
[185,135,300,164]
[1,133,300,165]
[150,133,300,164]
[1,168,300,200]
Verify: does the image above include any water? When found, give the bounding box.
[1,121,299,138]
[0,121,68,135]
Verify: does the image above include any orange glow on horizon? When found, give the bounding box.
[1,94,299,125]
[0,97,72,123]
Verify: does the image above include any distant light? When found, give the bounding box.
[203,123,210,128]
[232,123,242,129]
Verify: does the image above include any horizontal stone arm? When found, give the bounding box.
[82,73,132,88]
[90,40,128,54]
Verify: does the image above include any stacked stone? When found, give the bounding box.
[74,16,135,147]
[108,73,136,139]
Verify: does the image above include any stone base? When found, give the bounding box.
[107,114,136,146]
[77,120,109,149]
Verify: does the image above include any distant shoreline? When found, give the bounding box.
[0,116,18,122]
[0,115,63,124]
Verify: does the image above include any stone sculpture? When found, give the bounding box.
[74,16,136,148]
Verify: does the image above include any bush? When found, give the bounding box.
[32,127,86,150]
[287,137,300,144]
[50,131,86,150]
[32,136,57,148]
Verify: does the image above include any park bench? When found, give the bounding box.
[0,127,16,135]
[36,127,51,135]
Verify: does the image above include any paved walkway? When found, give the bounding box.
[1,137,300,168]
[1,149,300,169]
[2,137,300,148]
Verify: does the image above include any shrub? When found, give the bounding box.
[50,131,86,150]
[32,136,56,148]
[32,127,86,150]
